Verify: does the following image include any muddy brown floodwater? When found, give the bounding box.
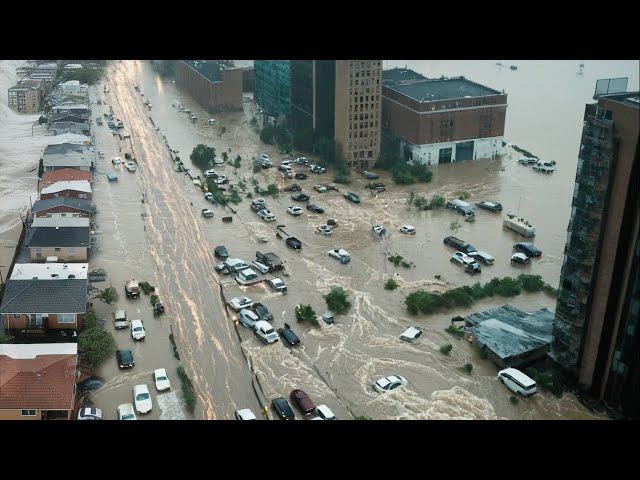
[84,60,629,420]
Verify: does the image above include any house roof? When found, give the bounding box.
[41,180,92,195]
[53,104,88,110]
[44,143,89,156]
[465,304,554,360]
[387,76,503,102]
[26,226,91,248]
[45,133,92,146]
[31,217,90,228]
[43,154,92,169]
[49,113,89,123]
[11,263,88,280]
[42,168,93,184]
[0,345,77,410]
[49,123,90,135]
[60,80,80,86]
[0,278,87,314]
[31,197,93,213]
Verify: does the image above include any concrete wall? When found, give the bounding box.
[40,190,92,201]
[402,136,505,165]
[29,246,88,262]
[0,409,42,420]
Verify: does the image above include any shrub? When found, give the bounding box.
[414,196,430,210]
[409,163,433,183]
[265,184,279,197]
[138,281,155,294]
[0,334,15,343]
[392,167,414,185]
[325,286,351,314]
[463,363,473,374]
[333,172,351,184]
[454,191,470,200]
[124,153,132,160]
[169,333,180,360]
[510,395,519,405]
[495,277,521,297]
[227,189,242,205]
[84,306,97,329]
[525,367,554,392]
[384,278,399,290]
[543,283,559,297]
[295,304,319,326]
[429,195,445,208]
[78,328,116,366]
[518,274,545,292]
[246,192,253,199]
[150,294,159,306]
[176,365,196,414]
[446,324,465,337]
[98,287,119,305]
[440,343,453,355]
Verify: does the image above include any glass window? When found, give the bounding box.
[21,410,37,416]
[13,314,21,319]
[58,313,75,324]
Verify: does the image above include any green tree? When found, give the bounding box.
[384,278,399,290]
[294,127,315,151]
[38,158,44,179]
[84,306,97,329]
[325,286,351,314]
[392,167,414,185]
[190,144,216,170]
[222,151,228,162]
[233,155,241,169]
[98,286,119,305]
[295,304,319,326]
[78,328,116,366]
[409,163,433,183]
[429,195,445,208]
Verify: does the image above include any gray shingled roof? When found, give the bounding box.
[31,197,93,213]
[26,226,90,248]
[0,279,87,314]
[43,143,88,156]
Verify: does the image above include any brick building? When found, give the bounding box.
[175,60,243,113]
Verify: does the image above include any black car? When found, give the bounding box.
[272,397,295,420]
[77,376,105,392]
[116,349,134,369]
[286,237,303,250]
[365,182,385,189]
[443,236,477,255]
[363,171,380,179]
[476,201,503,212]
[291,193,310,202]
[294,173,308,180]
[307,203,324,214]
[277,324,300,346]
[214,245,229,260]
[253,302,273,321]
[251,202,267,212]
[514,242,542,257]
[284,184,302,192]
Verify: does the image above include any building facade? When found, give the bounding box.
[290,60,383,170]
[8,84,41,113]
[550,78,639,419]
[382,70,507,165]
[175,60,243,112]
[254,60,291,120]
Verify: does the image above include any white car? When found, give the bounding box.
[328,249,351,264]
[257,209,276,221]
[204,169,217,178]
[373,375,408,393]
[214,175,227,184]
[77,406,104,420]
[130,319,146,341]
[126,161,136,172]
[313,184,327,193]
[314,404,337,420]
[238,309,259,328]
[234,408,257,420]
[400,326,423,343]
[253,320,279,344]
[133,384,153,414]
[287,205,304,216]
[202,209,214,218]
[251,261,270,274]
[111,156,122,165]
[400,225,416,235]
[208,118,216,125]
[268,277,288,294]
[317,225,332,236]
[153,368,171,392]
[117,403,137,420]
[260,154,270,162]
[214,158,225,165]
[236,268,261,285]
[204,192,214,201]
[228,296,254,311]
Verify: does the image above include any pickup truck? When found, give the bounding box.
[255,251,283,272]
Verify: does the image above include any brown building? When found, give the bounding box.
[8,83,42,113]
[31,197,94,218]
[27,217,91,262]
[175,60,243,113]
[40,180,92,201]
[41,168,94,189]
[290,60,383,170]
[0,344,78,420]
[382,69,507,164]
[550,79,640,418]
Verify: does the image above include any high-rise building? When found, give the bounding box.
[254,60,291,120]
[290,60,383,170]
[550,78,639,418]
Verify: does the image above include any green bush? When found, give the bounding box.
[150,294,159,306]
[414,196,430,209]
[78,328,116,366]
[138,281,155,294]
[325,286,351,314]
[227,189,242,205]
[176,365,196,414]
[0,334,15,343]
[494,277,521,297]
[246,192,253,199]
[384,278,399,290]
[84,306,97,329]
[525,367,554,392]
[543,283,559,297]
[510,395,519,405]
[392,167,415,185]
[518,274,545,292]
[333,173,351,184]
[454,191,470,200]
[295,304,319,326]
[446,325,465,337]
[190,144,216,170]
[440,344,453,355]
[429,195,445,208]
[98,286,119,305]
[409,163,433,183]
[463,363,473,374]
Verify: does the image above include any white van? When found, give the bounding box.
[498,368,537,396]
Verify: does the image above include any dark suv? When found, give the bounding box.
[443,236,476,255]
[272,397,295,420]
[116,349,134,369]
[514,242,542,257]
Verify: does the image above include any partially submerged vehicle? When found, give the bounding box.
[503,213,535,237]
[125,279,140,298]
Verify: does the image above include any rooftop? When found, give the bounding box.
[42,168,93,183]
[10,263,88,280]
[600,90,640,110]
[41,180,92,195]
[465,304,554,361]
[60,80,80,86]
[0,278,88,314]
[31,197,94,213]
[382,67,428,86]
[0,344,77,410]
[31,217,90,228]
[53,104,89,110]
[26,225,91,248]
[44,143,89,156]
[45,133,92,146]
[63,64,83,70]
[183,60,237,83]
[43,154,92,168]
[387,76,503,102]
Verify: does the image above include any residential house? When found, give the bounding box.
[0,263,88,334]
[31,197,94,218]
[40,180,92,201]
[59,80,87,95]
[49,113,90,125]
[26,217,91,262]
[45,133,92,146]
[0,343,78,420]
[43,145,93,172]
[41,168,94,189]
[49,121,90,136]
[52,104,89,115]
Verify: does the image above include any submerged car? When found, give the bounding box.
[257,209,276,221]
[153,368,171,391]
[234,408,257,420]
[251,261,270,274]
[514,242,542,257]
[286,237,303,250]
[399,326,423,343]
[307,203,324,213]
[284,184,302,192]
[253,320,279,344]
[268,277,288,294]
[236,268,261,286]
[344,192,360,203]
[468,251,495,265]
[450,251,482,274]
[314,404,337,420]
[201,209,214,218]
[291,192,310,202]
[116,349,134,369]
[400,225,416,235]
[277,324,301,346]
[238,308,260,328]
[373,375,408,393]
[290,389,316,416]
[511,252,530,265]
[117,403,137,420]
[214,245,229,260]
[77,406,104,420]
[476,201,503,212]
[77,376,105,392]
[228,296,254,311]
[317,225,332,236]
[287,205,304,216]
[130,319,146,341]
[272,397,295,420]
[443,236,477,255]
[252,302,273,321]
[328,249,351,264]
[133,384,152,414]
[294,173,308,180]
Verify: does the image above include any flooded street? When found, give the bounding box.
[2,60,637,419]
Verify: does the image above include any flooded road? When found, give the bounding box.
[3,60,637,420]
